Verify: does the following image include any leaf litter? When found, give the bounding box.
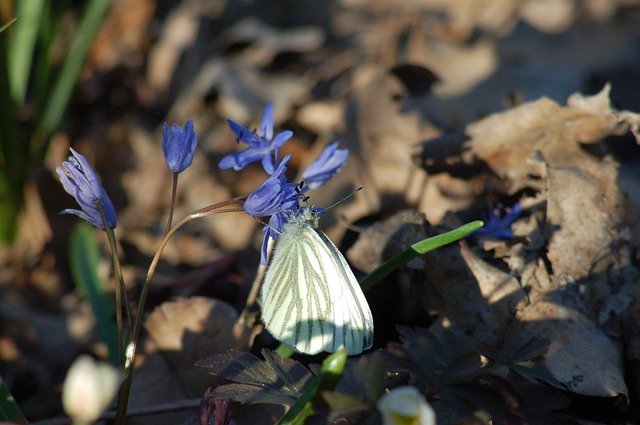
[5,0,640,424]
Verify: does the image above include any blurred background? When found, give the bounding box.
[2,0,640,421]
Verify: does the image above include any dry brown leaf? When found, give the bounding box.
[347,69,437,217]
[131,297,241,408]
[220,18,324,67]
[145,296,240,353]
[88,0,155,73]
[147,1,201,92]
[407,35,498,96]
[516,300,628,399]
[465,85,636,184]
[424,243,526,345]
[520,0,576,33]
[545,159,626,286]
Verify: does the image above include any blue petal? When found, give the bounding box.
[227,119,264,147]
[271,131,293,149]
[261,154,275,174]
[60,208,102,228]
[301,142,349,189]
[219,148,267,171]
[260,103,274,140]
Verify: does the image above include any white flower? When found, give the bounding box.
[377,386,436,425]
[62,355,120,423]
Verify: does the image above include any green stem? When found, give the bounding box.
[359,220,484,292]
[276,349,348,425]
[115,196,246,425]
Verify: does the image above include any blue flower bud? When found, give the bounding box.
[162,120,198,173]
[56,148,117,230]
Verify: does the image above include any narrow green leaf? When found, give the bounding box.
[0,24,25,244]
[7,0,45,104]
[360,220,484,292]
[277,349,348,425]
[69,222,118,365]
[0,375,27,423]
[40,0,111,135]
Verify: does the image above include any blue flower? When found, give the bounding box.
[473,202,522,239]
[244,155,303,263]
[301,142,349,189]
[56,148,117,230]
[162,120,198,173]
[219,103,293,174]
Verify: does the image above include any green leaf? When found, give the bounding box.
[7,0,46,104]
[69,222,118,364]
[360,220,484,292]
[0,375,27,423]
[277,349,348,425]
[40,0,112,135]
[196,349,315,406]
[0,25,24,245]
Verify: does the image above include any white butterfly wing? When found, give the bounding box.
[261,223,374,355]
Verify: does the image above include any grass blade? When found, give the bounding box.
[7,0,45,104]
[40,0,111,135]
[360,220,484,292]
[69,222,119,365]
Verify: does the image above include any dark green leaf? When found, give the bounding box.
[0,376,27,423]
[195,349,315,405]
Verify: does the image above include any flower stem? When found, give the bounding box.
[164,172,179,235]
[95,200,130,364]
[114,196,245,425]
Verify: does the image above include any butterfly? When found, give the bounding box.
[261,207,374,355]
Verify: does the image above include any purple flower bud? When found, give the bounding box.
[301,142,349,189]
[219,103,292,174]
[162,120,198,173]
[56,148,117,230]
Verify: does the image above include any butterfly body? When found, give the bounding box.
[261,208,374,355]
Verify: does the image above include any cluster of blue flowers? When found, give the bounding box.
[57,103,349,263]
[57,120,199,230]
[218,103,349,263]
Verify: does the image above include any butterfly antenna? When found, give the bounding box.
[325,186,363,211]
[255,217,283,236]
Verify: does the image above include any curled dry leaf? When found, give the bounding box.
[466,85,636,181]
[515,300,628,400]
[545,159,627,286]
